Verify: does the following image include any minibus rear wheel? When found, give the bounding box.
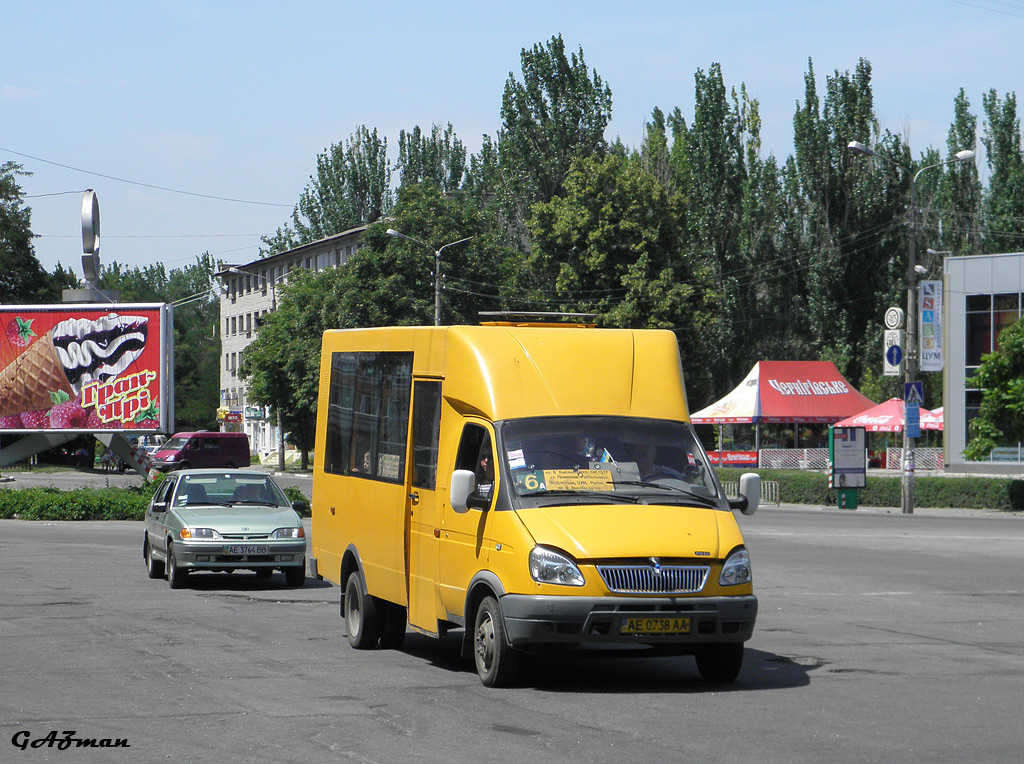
[473,596,520,687]
[344,571,382,649]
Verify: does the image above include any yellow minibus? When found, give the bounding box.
[311,321,759,686]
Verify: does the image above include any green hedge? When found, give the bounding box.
[0,485,156,521]
[0,478,312,521]
[716,468,1024,511]
[3,471,1020,519]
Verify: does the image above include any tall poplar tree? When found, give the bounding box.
[790,58,906,386]
[981,90,1024,253]
[262,126,392,256]
[496,35,613,246]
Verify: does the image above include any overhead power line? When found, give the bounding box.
[1,146,293,208]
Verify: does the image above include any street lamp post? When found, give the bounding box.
[228,266,287,472]
[848,141,976,514]
[385,229,474,326]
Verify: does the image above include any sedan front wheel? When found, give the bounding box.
[145,538,164,579]
[166,546,188,589]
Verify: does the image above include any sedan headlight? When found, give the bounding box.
[529,546,584,586]
[271,527,305,539]
[720,548,752,586]
[180,527,221,540]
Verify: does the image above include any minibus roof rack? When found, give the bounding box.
[478,311,598,328]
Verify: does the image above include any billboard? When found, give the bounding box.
[0,304,172,433]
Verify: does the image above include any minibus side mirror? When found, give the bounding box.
[728,472,760,515]
[450,469,490,513]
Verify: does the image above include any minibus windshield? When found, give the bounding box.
[499,416,721,507]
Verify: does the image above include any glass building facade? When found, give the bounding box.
[945,252,1024,472]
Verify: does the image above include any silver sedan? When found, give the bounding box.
[143,469,306,588]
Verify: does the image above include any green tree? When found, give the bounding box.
[527,152,702,331]
[981,89,1024,253]
[963,318,1024,459]
[497,35,613,244]
[396,123,467,193]
[930,89,983,263]
[349,182,519,326]
[262,126,392,255]
[0,162,69,303]
[790,58,907,389]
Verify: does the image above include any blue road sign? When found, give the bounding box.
[905,402,921,438]
[904,380,924,406]
[886,344,903,367]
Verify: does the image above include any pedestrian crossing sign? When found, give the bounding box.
[905,380,924,406]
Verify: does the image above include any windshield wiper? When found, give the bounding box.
[614,481,720,508]
[521,490,639,504]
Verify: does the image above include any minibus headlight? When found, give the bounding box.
[529,546,585,586]
[181,527,220,540]
[271,527,305,539]
[720,548,752,586]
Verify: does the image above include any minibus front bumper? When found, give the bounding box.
[498,594,757,647]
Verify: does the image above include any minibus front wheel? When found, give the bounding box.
[473,596,521,687]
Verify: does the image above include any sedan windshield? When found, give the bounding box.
[499,416,721,508]
[171,473,291,508]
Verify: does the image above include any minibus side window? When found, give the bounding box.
[323,351,413,483]
[411,381,442,489]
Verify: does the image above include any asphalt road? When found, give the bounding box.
[1,499,1022,763]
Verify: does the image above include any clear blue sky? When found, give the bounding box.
[4,0,1022,279]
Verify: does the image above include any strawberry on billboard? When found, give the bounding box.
[0,304,171,433]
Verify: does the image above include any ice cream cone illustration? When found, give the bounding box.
[0,313,148,420]
[0,331,74,417]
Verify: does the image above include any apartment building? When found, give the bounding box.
[217,226,367,455]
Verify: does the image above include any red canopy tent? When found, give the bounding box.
[836,398,942,432]
[690,361,877,453]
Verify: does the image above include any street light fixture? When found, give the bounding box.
[385,228,474,326]
[227,265,287,472]
[848,140,976,514]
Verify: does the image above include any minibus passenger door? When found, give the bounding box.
[406,380,443,633]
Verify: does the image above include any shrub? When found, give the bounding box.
[282,486,310,516]
[0,486,152,521]
[716,468,1024,511]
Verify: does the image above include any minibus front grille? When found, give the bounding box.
[597,565,710,594]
